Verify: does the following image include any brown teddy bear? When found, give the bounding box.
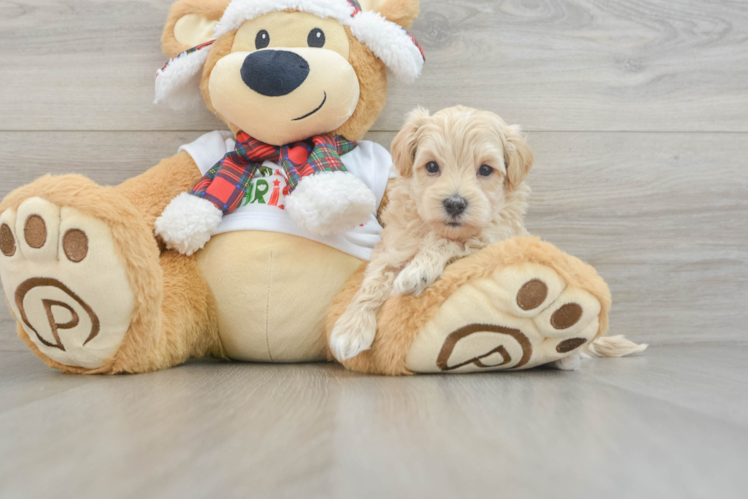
[0,0,643,375]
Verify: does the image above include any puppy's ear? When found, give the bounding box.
[391,107,430,177]
[361,0,420,29]
[162,0,229,58]
[504,125,534,187]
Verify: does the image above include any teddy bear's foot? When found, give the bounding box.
[405,262,643,374]
[328,236,646,376]
[0,197,136,370]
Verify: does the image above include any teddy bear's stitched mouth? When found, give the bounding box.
[292,92,327,121]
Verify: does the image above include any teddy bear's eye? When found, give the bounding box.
[255,30,270,50]
[307,28,326,48]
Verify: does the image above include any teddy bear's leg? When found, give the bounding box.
[112,249,224,373]
[326,236,646,375]
[0,170,222,374]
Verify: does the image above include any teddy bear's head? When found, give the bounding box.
[156,0,423,146]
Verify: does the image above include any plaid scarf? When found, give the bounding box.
[191,132,357,214]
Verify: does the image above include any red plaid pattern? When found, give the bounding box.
[406,31,425,62]
[191,132,357,214]
[347,0,363,14]
[157,40,215,75]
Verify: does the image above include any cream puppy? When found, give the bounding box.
[330,106,534,361]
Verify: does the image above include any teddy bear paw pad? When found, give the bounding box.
[0,198,135,369]
[405,263,601,373]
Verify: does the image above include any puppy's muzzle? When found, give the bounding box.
[443,196,468,217]
[241,50,310,97]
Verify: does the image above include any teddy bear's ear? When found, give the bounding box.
[391,107,430,177]
[361,0,420,29]
[162,0,230,58]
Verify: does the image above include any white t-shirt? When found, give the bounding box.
[179,131,394,261]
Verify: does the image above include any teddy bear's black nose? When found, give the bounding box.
[241,50,310,97]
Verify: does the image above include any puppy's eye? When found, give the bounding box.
[307,28,326,48]
[425,161,440,174]
[478,165,494,177]
[255,30,270,49]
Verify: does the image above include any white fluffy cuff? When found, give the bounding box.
[285,171,376,236]
[155,193,223,256]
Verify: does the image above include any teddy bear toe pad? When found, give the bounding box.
[0,198,134,369]
[406,263,601,373]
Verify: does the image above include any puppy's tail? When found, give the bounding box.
[582,335,648,358]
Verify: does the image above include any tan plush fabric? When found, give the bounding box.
[405,265,602,373]
[0,0,403,373]
[367,0,420,29]
[0,165,224,374]
[331,28,388,142]
[197,231,363,362]
[326,236,612,375]
[0,0,633,375]
[0,200,135,369]
[199,24,387,144]
[173,14,219,48]
[162,0,231,58]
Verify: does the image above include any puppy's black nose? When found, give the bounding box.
[241,50,309,97]
[443,196,468,216]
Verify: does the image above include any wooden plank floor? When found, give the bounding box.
[0,0,747,497]
[1,344,748,497]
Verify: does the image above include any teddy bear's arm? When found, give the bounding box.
[115,151,203,230]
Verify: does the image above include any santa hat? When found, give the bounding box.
[155,0,425,109]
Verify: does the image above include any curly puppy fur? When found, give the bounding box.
[329,106,535,361]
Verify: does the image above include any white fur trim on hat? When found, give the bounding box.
[155,0,425,109]
[285,171,375,236]
[214,0,356,38]
[154,42,213,110]
[215,0,423,83]
[349,10,424,83]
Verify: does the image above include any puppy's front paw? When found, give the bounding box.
[329,311,377,361]
[393,264,440,296]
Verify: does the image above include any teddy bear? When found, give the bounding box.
[0,0,643,375]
